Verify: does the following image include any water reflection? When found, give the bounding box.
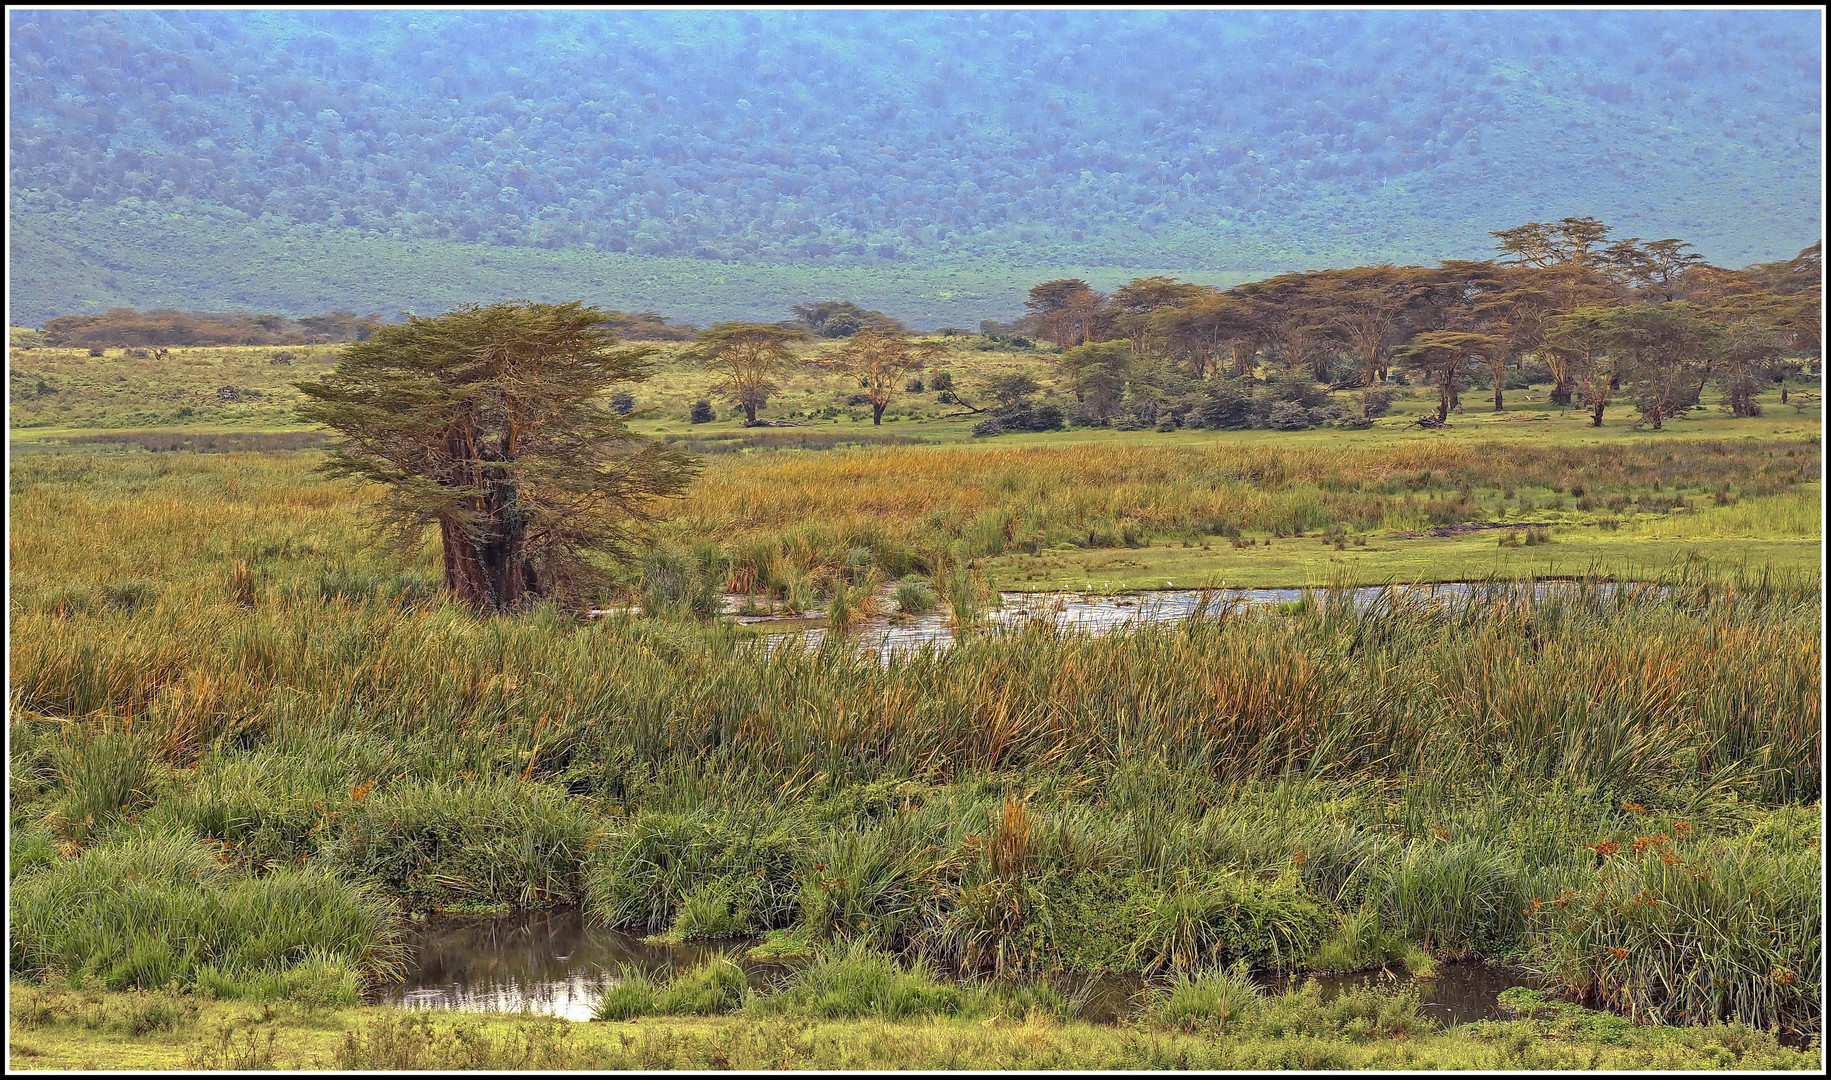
[371,907,782,1022]
[749,580,1656,659]
[374,906,1536,1027]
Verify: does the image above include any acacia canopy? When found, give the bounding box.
[295,301,697,612]
[686,322,809,425]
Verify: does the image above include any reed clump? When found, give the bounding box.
[8,829,402,995]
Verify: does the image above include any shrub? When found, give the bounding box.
[971,418,1006,437]
[609,392,635,415]
[689,399,715,423]
[1265,400,1320,430]
[1192,382,1257,429]
[999,403,1065,432]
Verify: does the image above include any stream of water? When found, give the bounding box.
[740,580,1654,658]
[371,906,1538,1027]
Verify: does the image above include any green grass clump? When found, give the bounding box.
[1378,839,1530,959]
[1150,961,1267,1032]
[1130,870,1328,973]
[43,728,167,844]
[594,958,749,1021]
[1243,978,1437,1042]
[650,883,749,944]
[752,941,963,1021]
[1307,904,1436,976]
[328,777,597,913]
[9,829,401,995]
[893,576,939,615]
[145,752,351,870]
[746,926,821,963]
[1521,825,1822,1039]
[584,809,809,935]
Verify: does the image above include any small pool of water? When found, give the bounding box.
[371,906,1539,1027]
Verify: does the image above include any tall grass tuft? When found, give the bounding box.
[328,777,597,912]
[44,728,166,844]
[594,957,748,1020]
[751,940,963,1020]
[1131,870,1328,974]
[1522,828,1822,1038]
[1150,961,1267,1032]
[9,828,402,993]
[894,576,939,615]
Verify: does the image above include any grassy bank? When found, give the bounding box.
[8,977,1820,1071]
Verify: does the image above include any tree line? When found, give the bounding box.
[1011,219,1821,431]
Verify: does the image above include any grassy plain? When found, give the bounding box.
[8,207,1262,332]
[6,341,1824,1065]
[7,340,1821,593]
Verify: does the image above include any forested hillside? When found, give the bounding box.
[9,9,1821,326]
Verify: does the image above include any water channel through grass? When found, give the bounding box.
[373,906,1539,1026]
[720,580,1666,658]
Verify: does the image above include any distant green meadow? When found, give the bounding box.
[9,206,1259,331]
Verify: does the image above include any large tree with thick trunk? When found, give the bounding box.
[295,301,697,613]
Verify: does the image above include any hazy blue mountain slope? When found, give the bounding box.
[8,9,1820,324]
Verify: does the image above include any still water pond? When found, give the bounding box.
[372,906,1537,1027]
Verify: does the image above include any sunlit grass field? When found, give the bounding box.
[9,339,1823,437]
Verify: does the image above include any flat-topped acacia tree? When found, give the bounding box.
[812,328,948,424]
[296,301,697,613]
[685,322,809,426]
